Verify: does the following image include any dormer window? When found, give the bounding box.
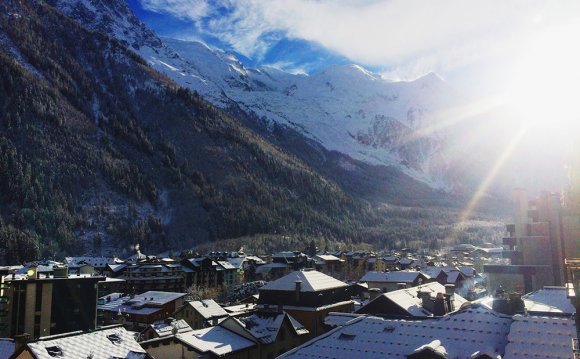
[107,333,123,344]
[46,346,63,357]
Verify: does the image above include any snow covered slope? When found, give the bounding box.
[51,0,459,191]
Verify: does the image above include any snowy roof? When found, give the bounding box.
[280,304,513,359]
[315,254,342,262]
[64,256,116,268]
[324,313,361,327]
[177,326,255,356]
[410,339,448,358]
[358,282,468,317]
[421,267,446,279]
[188,299,229,319]
[222,303,256,315]
[24,326,147,359]
[217,261,236,270]
[504,315,576,358]
[458,266,476,277]
[260,270,348,292]
[360,271,424,284]
[98,291,186,316]
[522,286,576,315]
[398,258,413,265]
[0,339,14,359]
[255,262,288,274]
[238,312,308,344]
[149,319,192,337]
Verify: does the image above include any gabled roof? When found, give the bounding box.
[98,291,186,316]
[522,286,576,315]
[279,304,512,359]
[260,270,348,292]
[357,282,468,317]
[176,326,255,356]
[148,319,192,338]
[188,299,228,320]
[236,312,308,344]
[504,315,576,358]
[23,326,148,359]
[360,271,425,284]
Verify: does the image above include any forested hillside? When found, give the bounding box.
[0,0,393,262]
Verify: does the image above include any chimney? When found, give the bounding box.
[369,288,381,301]
[53,266,68,278]
[277,304,283,313]
[419,291,434,313]
[444,284,455,296]
[13,334,30,353]
[295,280,302,303]
[396,282,407,290]
[443,293,454,312]
[433,293,446,316]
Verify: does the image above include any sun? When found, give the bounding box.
[504,22,580,141]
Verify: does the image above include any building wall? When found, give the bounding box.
[285,301,353,339]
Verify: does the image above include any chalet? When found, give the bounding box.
[180,257,221,288]
[141,325,256,359]
[360,271,430,292]
[356,282,468,317]
[421,267,448,285]
[313,254,344,274]
[11,325,151,359]
[271,251,309,271]
[98,291,186,330]
[173,299,229,329]
[220,311,310,358]
[139,318,192,341]
[257,269,354,338]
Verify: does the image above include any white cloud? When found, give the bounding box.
[139,0,580,81]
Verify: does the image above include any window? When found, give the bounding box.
[107,333,123,345]
[46,346,63,357]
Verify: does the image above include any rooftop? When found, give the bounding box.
[358,282,468,317]
[504,315,576,358]
[260,269,348,292]
[24,326,148,359]
[280,304,513,359]
[360,271,424,284]
[188,299,229,320]
[176,326,255,356]
[522,286,576,315]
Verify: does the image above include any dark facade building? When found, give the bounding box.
[485,189,578,292]
[1,267,103,339]
[257,269,354,339]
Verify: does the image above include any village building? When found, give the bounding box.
[173,299,229,329]
[141,325,256,359]
[139,318,193,341]
[98,291,186,330]
[485,189,578,292]
[257,269,354,339]
[220,311,310,359]
[360,271,431,292]
[356,282,468,317]
[10,325,151,359]
[1,267,103,339]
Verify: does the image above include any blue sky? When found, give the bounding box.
[126,0,354,74]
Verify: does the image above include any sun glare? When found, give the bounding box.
[505,22,580,140]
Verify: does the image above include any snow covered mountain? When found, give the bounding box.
[50,0,461,191]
